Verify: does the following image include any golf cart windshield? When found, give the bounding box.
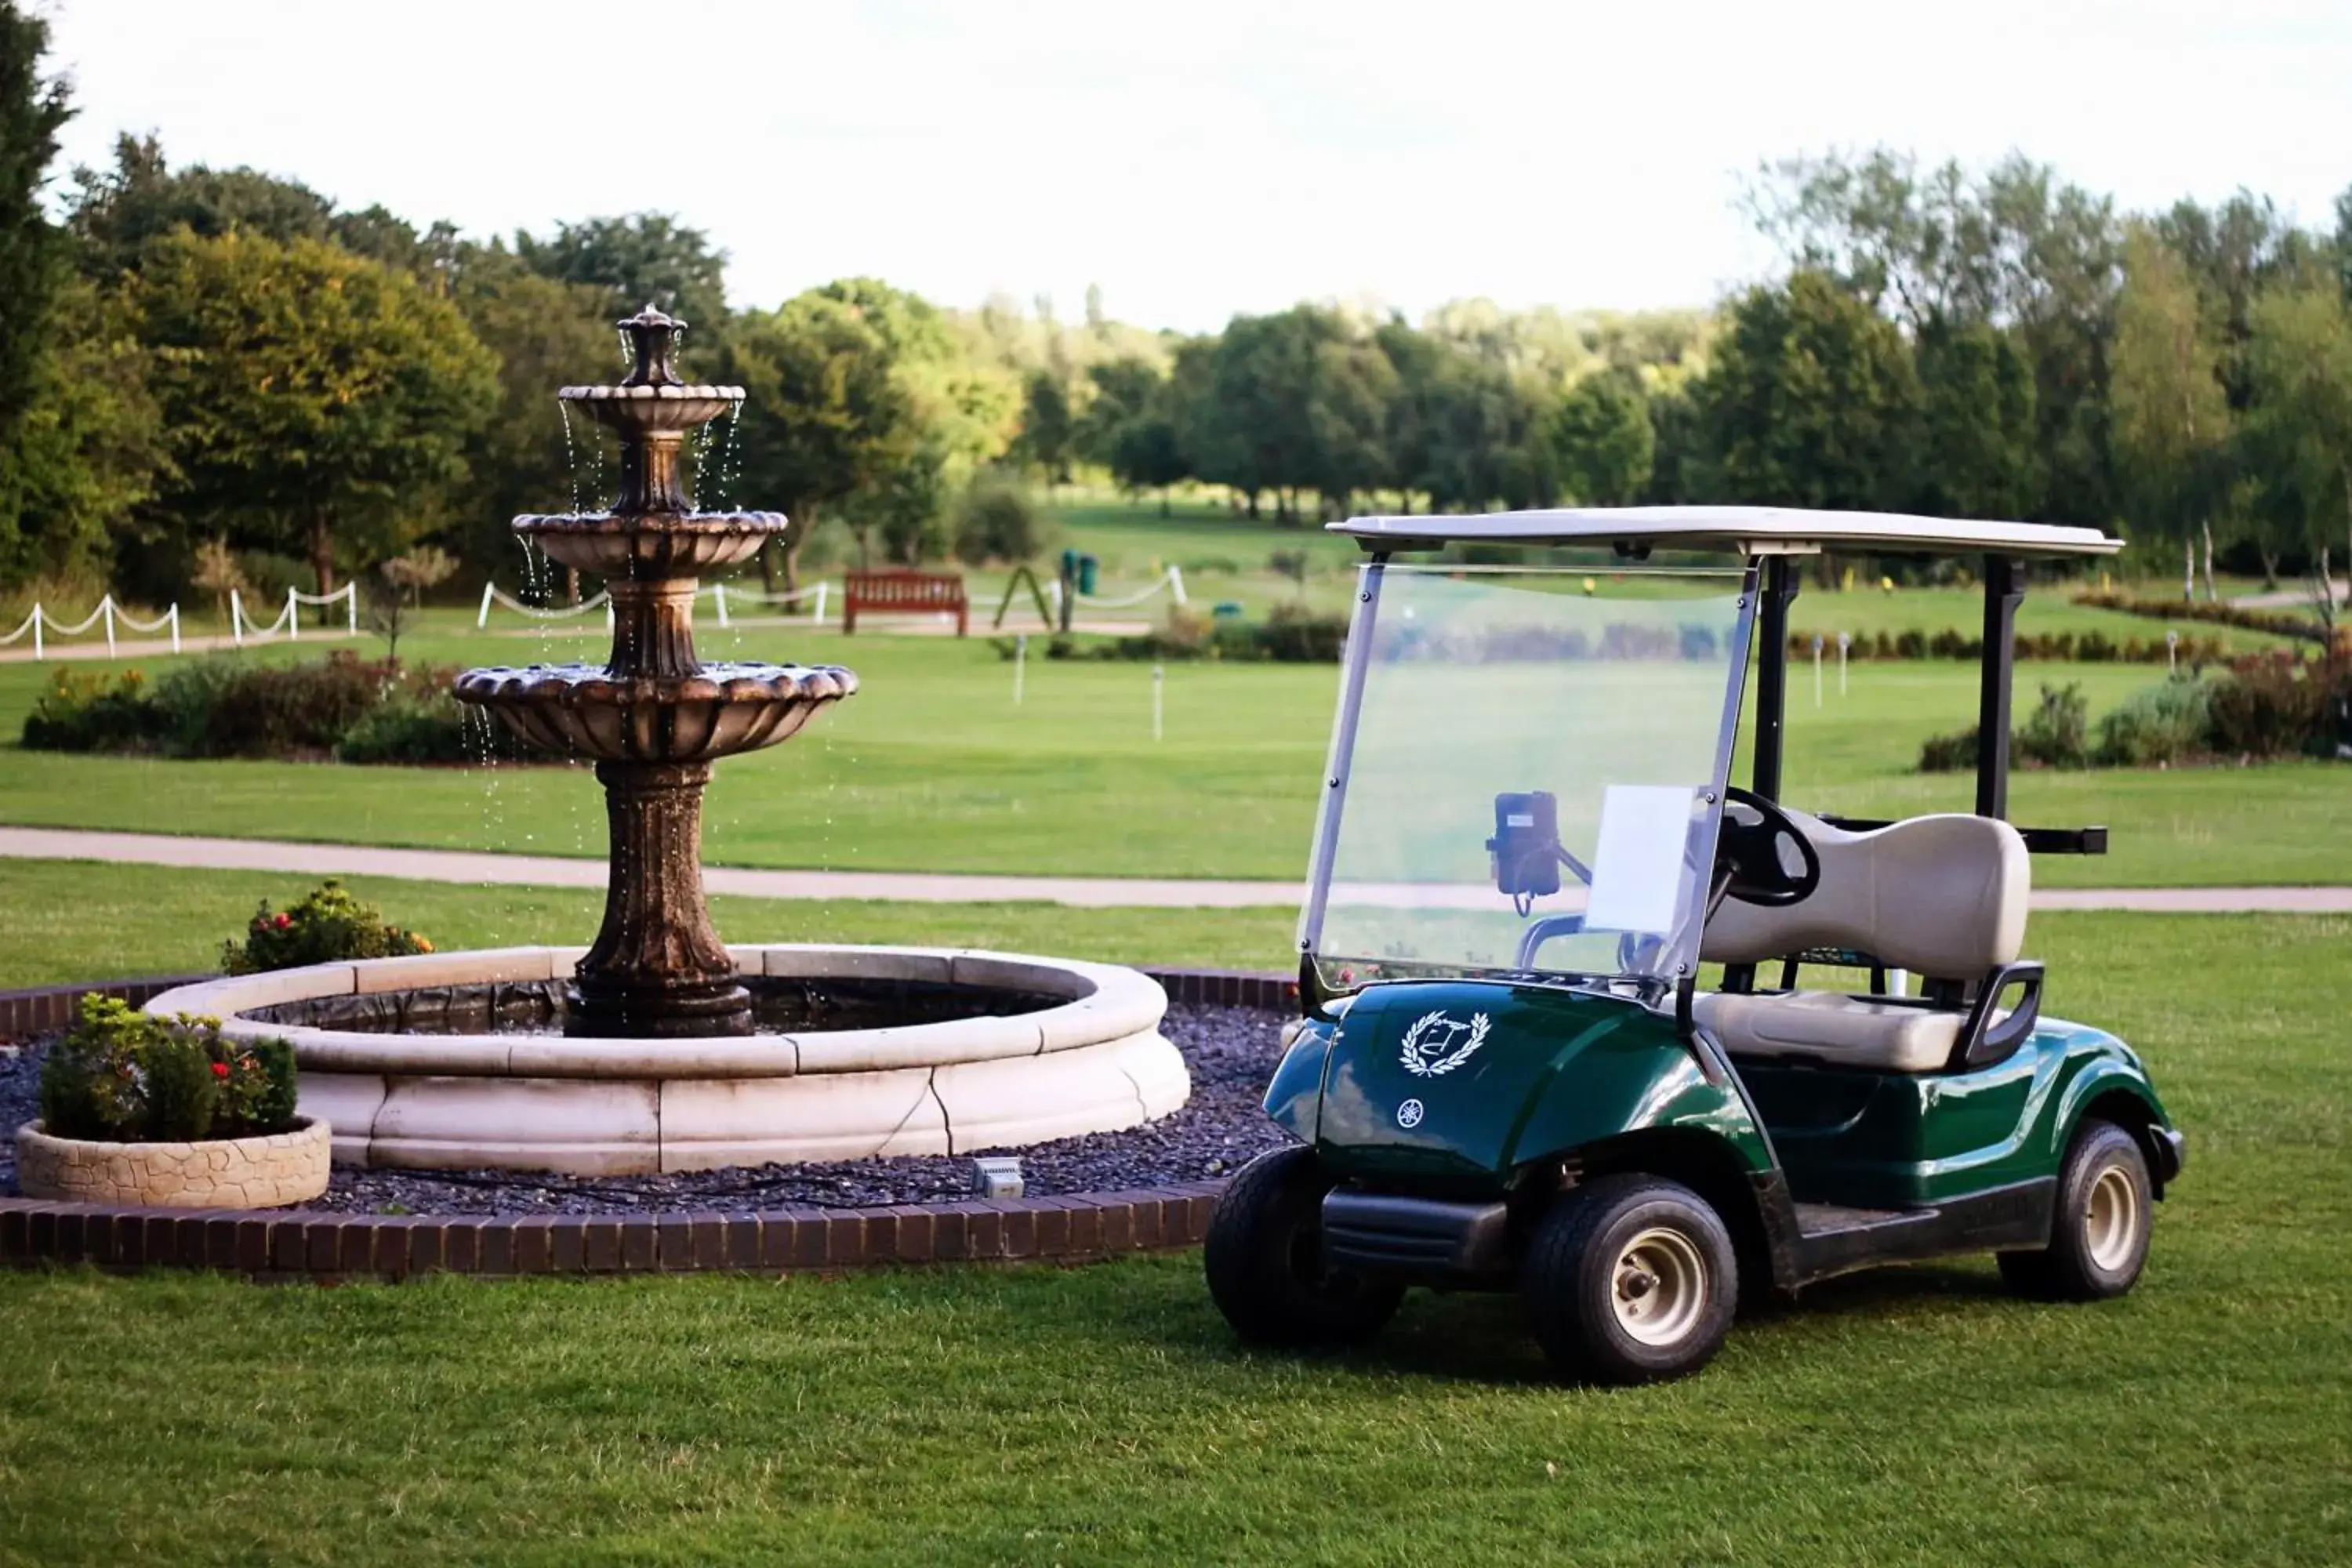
[1301,564,1755,992]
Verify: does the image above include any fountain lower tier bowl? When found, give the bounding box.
[514,510,786,576]
[144,946,1190,1175]
[454,661,854,762]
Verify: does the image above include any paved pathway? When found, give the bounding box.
[3,826,2350,914]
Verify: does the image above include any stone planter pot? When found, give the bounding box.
[13,1118,331,1208]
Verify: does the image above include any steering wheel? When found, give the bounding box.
[1714,786,1822,909]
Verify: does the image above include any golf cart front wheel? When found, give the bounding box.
[1204,1147,1403,1347]
[1999,1120,2153,1301]
[1523,1175,1738,1385]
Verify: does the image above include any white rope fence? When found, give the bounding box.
[1070,564,1187,611]
[230,583,358,646]
[0,595,183,659]
[477,580,829,630]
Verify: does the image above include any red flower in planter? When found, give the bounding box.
[273,912,292,930]
[211,1062,229,1078]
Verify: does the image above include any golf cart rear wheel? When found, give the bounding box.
[1204,1147,1403,1347]
[1523,1175,1738,1385]
[1998,1120,2152,1301]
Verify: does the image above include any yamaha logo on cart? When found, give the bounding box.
[1396,1098,1425,1128]
[1399,1010,1490,1077]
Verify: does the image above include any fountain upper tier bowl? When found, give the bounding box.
[513,510,786,576]
[454,661,853,763]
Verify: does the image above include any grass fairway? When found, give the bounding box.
[1,909,2346,1563]
[3,626,2347,887]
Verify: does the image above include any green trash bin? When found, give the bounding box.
[1077,554,1099,595]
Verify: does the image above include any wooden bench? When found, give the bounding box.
[842,570,969,636]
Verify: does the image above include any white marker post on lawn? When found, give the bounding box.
[1013,633,1027,706]
[1152,662,1164,742]
[1838,631,1850,696]
[1812,634,1824,707]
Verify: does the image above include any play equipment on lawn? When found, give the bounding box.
[843,568,969,636]
[1206,505,2185,1385]
[158,303,1189,1173]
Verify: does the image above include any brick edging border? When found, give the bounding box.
[0,965,1295,1280]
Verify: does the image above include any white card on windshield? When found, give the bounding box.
[1581,785,1697,934]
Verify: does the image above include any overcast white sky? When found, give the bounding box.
[36,0,2352,332]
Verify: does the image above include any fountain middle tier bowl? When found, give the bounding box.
[455,660,855,762]
[514,510,787,577]
[559,381,745,434]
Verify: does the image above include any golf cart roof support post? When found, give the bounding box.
[1751,555,1799,802]
[1298,557,1388,971]
[1976,555,2022,819]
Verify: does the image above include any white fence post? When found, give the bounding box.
[345,583,358,636]
[815,583,829,624]
[31,604,42,661]
[1014,633,1027,706]
[169,604,182,655]
[230,591,244,648]
[1168,564,1187,606]
[286,586,299,641]
[714,583,730,628]
[103,597,117,659]
[477,582,495,629]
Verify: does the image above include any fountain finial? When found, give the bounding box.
[618,302,688,389]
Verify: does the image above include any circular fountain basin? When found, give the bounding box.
[143,947,1189,1177]
[453,662,855,760]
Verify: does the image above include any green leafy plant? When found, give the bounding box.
[2095,677,2214,766]
[2208,652,2335,758]
[38,995,299,1143]
[2015,681,2089,768]
[223,880,433,975]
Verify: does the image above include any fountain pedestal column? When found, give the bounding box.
[572,760,751,1037]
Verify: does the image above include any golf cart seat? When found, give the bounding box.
[1695,811,2031,1073]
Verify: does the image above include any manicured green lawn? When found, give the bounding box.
[3,628,2345,887]
[0,858,1297,989]
[1,909,2346,1563]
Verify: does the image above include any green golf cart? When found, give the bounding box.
[1205,506,2187,1384]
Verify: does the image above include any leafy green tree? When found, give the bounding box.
[1693,270,1919,511]
[717,292,916,593]
[64,134,337,279]
[1013,368,1076,485]
[445,245,619,583]
[1301,336,1397,517]
[0,0,71,581]
[516,212,728,329]
[2242,281,2352,633]
[1110,414,1189,514]
[132,230,498,604]
[0,275,167,590]
[1077,356,1161,467]
[2110,230,2232,598]
[1912,320,2037,518]
[1547,372,1654,506]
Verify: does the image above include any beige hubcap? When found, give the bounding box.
[2085,1163,2140,1272]
[1611,1226,1708,1345]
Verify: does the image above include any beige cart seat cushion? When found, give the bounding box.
[1700,809,2031,980]
[1692,990,1962,1073]
[1697,811,2030,1073]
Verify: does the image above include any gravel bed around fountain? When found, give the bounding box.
[2,1003,1291,1214]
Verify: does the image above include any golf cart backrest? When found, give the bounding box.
[1701,810,2030,983]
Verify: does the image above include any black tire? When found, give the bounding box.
[1203,1147,1403,1347]
[1522,1174,1738,1385]
[1998,1120,2152,1301]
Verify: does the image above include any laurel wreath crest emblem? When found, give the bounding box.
[1399,1010,1491,1077]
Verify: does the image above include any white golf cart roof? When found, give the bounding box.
[1331,506,2121,559]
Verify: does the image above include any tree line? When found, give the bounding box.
[2,4,2349,619]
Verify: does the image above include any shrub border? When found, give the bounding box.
[0,967,1293,1280]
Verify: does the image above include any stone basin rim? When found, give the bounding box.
[140,945,1171,1082]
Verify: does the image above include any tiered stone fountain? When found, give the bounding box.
[143,307,1189,1175]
